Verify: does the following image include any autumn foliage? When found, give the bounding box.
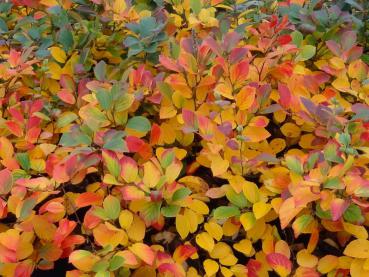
[1,0,369,276]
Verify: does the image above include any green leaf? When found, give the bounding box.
[213,206,240,220]
[172,187,191,202]
[315,204,332,220]
[114,94,134,112]
[285,156,303,175]
[56,112,78,128]
[58,28,74,52]
[109,255,125,271]
[161,205,180,217]
[94,61,107,82]
[142,202,161,222]
[103,195,121,220]
[291,31,303,47]
[96,89,113,110]
[0,18,8,33]
[60,126,92,146]
[160,151,175,168]
[344,204,364,223]
[16,153,30,171]
[190,0,202,15]
[226,189,249,208]
[296,45,316,61]
[103,131,127,152]
[19,197,37,221]
[92,260,109,273]
[93,207,109,220]
[324,143,344,164]
[323,177,344,189]
[126,116,151,134]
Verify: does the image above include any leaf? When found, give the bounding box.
[16,152,30,171]
[296,45,316,61]
[176,214,190,239]
[190,0,202,14]
[291,31,303,47]
[58,28,74,52]
[102,150,121,178]
[285,156,303,175]
[49,46,67,63]
[240,212,256,231]
[172,187,191,202]
[266,253,292,277]
[96,89,113,110]
[253,202,271,220]
[129,243,155,265]
[57,89,75,104]
[103,195,121,220]
[242,181,260,203]
[109,255,125,271]
[211,155,229,176]
[94,61,107,81]
[213,206,240,220]
[292,215,314,237]
[204,259,219,276]
[344,239,369,258]
[75,192,103,208]
[196,232,215,252]
[204,222,223,241]
[69,250,100,272]
[344,204,364,223]
[126,116,151,135]
[0,169,13,195]
[235,86,256,110]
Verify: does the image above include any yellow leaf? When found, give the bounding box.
[113,0,127,14]
[196,232,215,253]
[344,239,369,258]
[280,123,301,138]
[204,259,219,276]
[210,242,232,259]
[211,155,229,176]
[69,250,100,272]
[242,126,271,142]
[242,181,260,203]
[127,215,145,242]
[343,222,368,239]
[119,210,133,230]
[317,255,338,274]
[297,249,318,268]
[204,222,223,241]
[253,202,272,220]
[189,199,209,215]
[233,239,253,256]
[176,214,190,239]
[49,47,67,63]
[235,86,255,110]
[143,160,161,188]
[129,243,155,266]
[240,212,256,231]
[219,254,237,266]
[332,76,350,92]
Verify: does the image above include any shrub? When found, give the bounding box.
[1,0,369,276]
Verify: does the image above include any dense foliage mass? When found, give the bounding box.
[1,0,369,276]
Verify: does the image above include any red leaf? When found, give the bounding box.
[278,83,292,109]
[278,34,292,45]
[75,192,103,208]
[159,55,181,72]
[58,89,76,105]
[6,121,23,137]
[150,123,161,145]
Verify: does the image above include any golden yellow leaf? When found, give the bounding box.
[253,202,272,220]
[196,232,215,253]
[344,239,369,258]
[204,259,219,276]
[49,47,67,63]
